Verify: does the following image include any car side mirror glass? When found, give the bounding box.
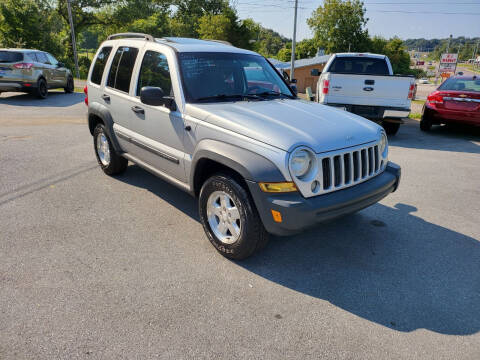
[310,69,320,76]
[140,86,176,111]
[57,62,64,68]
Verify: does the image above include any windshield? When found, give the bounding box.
[438,77,480,92]
[328,56,389,75]
[178,52,294,102]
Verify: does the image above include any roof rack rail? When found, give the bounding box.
[107,33,155,42]
[205,39,232,46]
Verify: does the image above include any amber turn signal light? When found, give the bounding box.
[271,210,282,223]
[258,182,297,193]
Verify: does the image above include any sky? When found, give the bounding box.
[234,0,480,41]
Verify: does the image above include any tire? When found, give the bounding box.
[420,115,432,132]
[64,76,74,93]
[35,78,48,99]
[93,124,128,175]
[199,173,269,260]
[382,121,400,135]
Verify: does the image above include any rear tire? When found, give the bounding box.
[382,121,400,135]
[420,115,433,132]
[64,76,74,93]
[93,124,128,175]
[199,173,269,260]
[35,78,48,99]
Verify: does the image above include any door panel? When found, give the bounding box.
[127,50,186,182]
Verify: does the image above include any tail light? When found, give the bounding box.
[84,85,88,106]
[13,63,34,69]
[427,91,443,105]
[407,83,415,99]
[322,79,330,94]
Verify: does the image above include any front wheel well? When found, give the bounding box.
[88,114,105,135]
[193,158,248,197]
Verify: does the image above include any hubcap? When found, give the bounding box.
[96,132,111,166]
[206,191,241,244]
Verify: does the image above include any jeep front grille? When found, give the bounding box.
[292,141,386,198]
[320,145,380,191]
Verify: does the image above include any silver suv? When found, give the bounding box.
[0,49,74,99]
[86,33,401,259]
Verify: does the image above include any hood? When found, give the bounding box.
[185,99,381,153]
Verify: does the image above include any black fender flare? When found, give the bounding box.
[88,102,122,152]
[191,139,286,192]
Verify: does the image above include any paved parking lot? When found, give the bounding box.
[1,91,479,359]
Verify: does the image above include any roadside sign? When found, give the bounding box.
[439,53,458,74]
[440,53,458,64]
[416,61,425,66]
[439,63,456,72]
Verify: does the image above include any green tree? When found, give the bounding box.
[383,37,411,74]
[296,38,317,59]
[197,14,231,41]
[307,0,369,53]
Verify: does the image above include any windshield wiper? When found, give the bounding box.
[253,90,295,99]
[195,94,264,102]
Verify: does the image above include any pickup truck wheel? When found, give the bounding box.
[382,121,400,135]
[93,124,128,175]
[199,174,268,260]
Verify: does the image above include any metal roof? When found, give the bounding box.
[268,55,331,70]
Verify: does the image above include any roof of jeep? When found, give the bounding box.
[104,36,257,55]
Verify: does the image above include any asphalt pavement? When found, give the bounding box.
[1,91,479,359]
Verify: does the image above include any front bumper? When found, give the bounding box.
[247,162,401,236]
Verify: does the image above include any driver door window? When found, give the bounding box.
[136,51,173,98]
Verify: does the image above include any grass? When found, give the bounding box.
[409,113,422,120]
[412,99,426,104]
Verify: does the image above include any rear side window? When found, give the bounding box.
[107,46,139,93]
[136,51,172,96]
[91,47,112,85]
[328,57,389,75]
[36,52,49,64]
[26,52,38,62]
[0,51,23,63]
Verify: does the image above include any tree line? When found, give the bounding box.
[3,0,472,79]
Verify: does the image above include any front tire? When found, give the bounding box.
[35,78,48,99]
[199,174,268,260]
[382,121,400,135]
[93,124,128,175]
[64,76,74,93]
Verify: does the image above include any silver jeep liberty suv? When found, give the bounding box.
[86,33,401,260]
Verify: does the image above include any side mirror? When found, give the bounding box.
[282,71,290,82]
[57,62,65,68]
[290,78,297,84]
[140,86,176,110]
[290,84,298,95]
[310,69,320,76]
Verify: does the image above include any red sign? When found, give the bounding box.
[416,61,425,66]
[440,53,458,64]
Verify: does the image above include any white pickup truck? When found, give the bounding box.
[312,53,416,135]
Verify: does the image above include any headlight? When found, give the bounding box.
[290,148,314,178]
[379,132,388,157]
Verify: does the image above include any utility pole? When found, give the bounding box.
[473,40,479,60]
[289,0,298,81]
[67,0,80,79]
[446,34,452,53]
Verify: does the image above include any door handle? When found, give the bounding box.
[131,106,145,114]
[101,94,110,101]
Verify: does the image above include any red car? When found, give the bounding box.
[420,76,480,131]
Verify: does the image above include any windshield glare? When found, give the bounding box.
[438,78,480,92]
[178,52,293,102]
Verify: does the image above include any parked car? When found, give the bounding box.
[311,53,416,135]
[420,75,480,131]
[418,78,429,84]
[85,33,401,260]
[0,49,74,99]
